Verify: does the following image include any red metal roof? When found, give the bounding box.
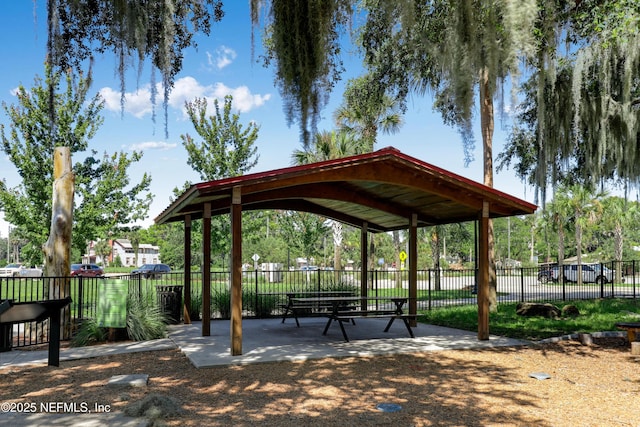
[155,146,537,232]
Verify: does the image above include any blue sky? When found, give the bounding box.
[0,1,535,239]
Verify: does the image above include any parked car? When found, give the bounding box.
[0,263,43,278]
[70,263,104,277]
[537,269,553,283]
[551,263,618,284]
[0,263,23,277]
[131,263,171,279]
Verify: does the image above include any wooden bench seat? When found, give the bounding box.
[333,309,403,318]
[280,293,356,327]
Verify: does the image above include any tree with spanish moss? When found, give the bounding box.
[34,0,223,281]
[500,1,640,199]
[251,0,353,146]
[356,1,538,311]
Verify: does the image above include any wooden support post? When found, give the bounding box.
[202,204,211,336]
[230,187,243,356]
[360,222,368,311]
[183,215,192,324]
[409,214,418,327]
[477,202,490,340]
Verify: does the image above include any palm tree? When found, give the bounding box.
[334,77,405,283]
[551,185,605,285]
[601,196,638,283]
[544,194,571,284]
[333,75,403,151]
[291,130,368,165]
[566,185,605,285]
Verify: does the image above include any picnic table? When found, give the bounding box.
[276,291,356,327]
[290,295,415,342]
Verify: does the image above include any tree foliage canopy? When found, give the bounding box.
[47,0,224,135]
[0,69,152,264]
[181,95,260,181]
[501,0,640,197]
[334,74,403,151]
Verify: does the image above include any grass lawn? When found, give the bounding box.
[418,298,640,341]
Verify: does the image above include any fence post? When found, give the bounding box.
[136,273,142,300]
[77,276,83,320]
[600,262,604,299]
[633,260,637,299]
[374,270,378,296]
[520,268,525,302]
[255,268,259,315]
[427,268,432,310]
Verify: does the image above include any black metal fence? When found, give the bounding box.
[1,260,638,348]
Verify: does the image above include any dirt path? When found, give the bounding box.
[1,337,638,426]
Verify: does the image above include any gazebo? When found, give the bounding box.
[155,147,537,355]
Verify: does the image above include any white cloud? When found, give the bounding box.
[166,76,207,110]
[212,46,237,69]
[99,76,271,118]
[209,82,271,113]
[99,86,154,118]
[129,141,177,151]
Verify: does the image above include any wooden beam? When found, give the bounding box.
[251,199,391,232]
[360,222,368,310]
[478,201,490,340]
[183,215,192,324]
[230,187,243,356]
[202,204,211,336]
[409,214,418,327]
[244,182,412,219]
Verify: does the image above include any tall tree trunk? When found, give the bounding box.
[332,221,342,282]
[430,226,442,291]
[614,223,623,284]
[43,147,74,299]
[558,225,565,284]
[576,219,583,286]
[392,230,402,289]
[479,67,497,311]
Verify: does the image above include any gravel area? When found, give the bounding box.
[1,336,638,426]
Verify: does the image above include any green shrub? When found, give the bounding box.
[188,288,203,321]
[210,288,279,318]
[211,289,231,318]
[71,318,108,347]
[244,291,279,317]
[126,296,168,341]
[321,281,359,293]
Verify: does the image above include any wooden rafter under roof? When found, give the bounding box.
[155,146,537,230]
